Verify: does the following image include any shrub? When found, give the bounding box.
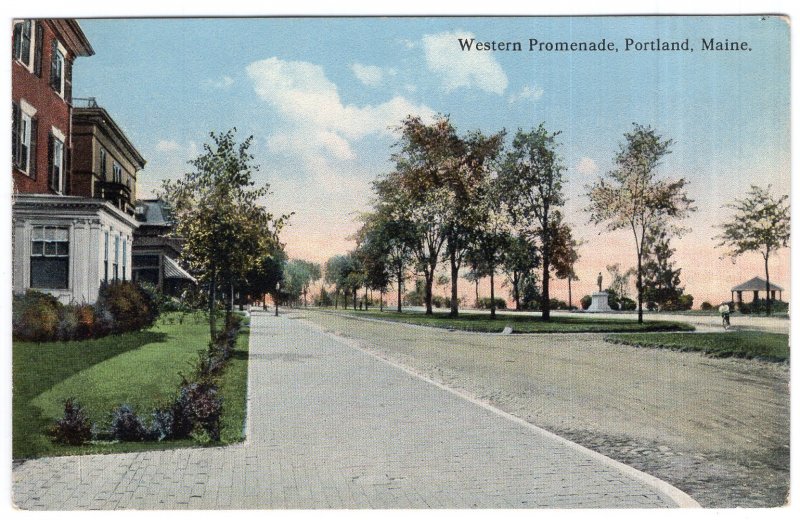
[96,281,159,334]
[49,398,93,445]
[701,301,714,311]
[149,408,174,441]
[739,299,788,315]
[618,297,637,311]
[73,303,96,339]
[110,404,148,442]
[171,379,223,442]
[12,290,63,341]
[56,306,79,341]
[580,295,592,310]
[476,297,507,310]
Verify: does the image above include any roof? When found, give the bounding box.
[50,19,94,57]
[135,199,173,226]
[731,276,784,292]
[73,106,146,169]
[163,256,197,283]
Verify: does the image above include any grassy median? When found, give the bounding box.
[329,309,695,333]
[12,311,250,459]
[605,331,789,362]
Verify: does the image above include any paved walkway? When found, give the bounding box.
[12,313,697,509]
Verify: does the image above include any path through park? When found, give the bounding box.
[12,312,696,509]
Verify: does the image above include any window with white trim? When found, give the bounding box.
[113,234,120,280]
[104,231,109,282]
[50,40,65,96]
[30,226,69,289]
[99,147,108,177]
[112,162,123,183]
[13,20,32,66]
[122,239,127,281]
[49,133,65,193]
[12,103,37,177]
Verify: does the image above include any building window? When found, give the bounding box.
[30,226,69,289]
[99,147,108,177]
[113,234,120,280]
[112,162,123,183]
[49,134,65,193]
[50,40,65,96]
[122,240,127,281]
[13,20,32,66]
[12,103,37,177]
[104,231,109,282]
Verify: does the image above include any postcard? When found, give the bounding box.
[9,15,790,510]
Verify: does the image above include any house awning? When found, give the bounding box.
[731,276,784,292]
[163,256,197,284]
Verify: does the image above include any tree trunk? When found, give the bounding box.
[765,251,771,316]
[365,289,369,311]
[334,289,339,309]
[380,290,384,312]
[474,279,479,308]
[397,268,403,313]
[449,249,459,317]
[568,275,572,310]
[353,290,357,310]
[513,273,521,311]
[541,254,551,321]
[489,269,496,320]
[209,269,217,337]
[303,288,307,307]
[424,272,434,315]
[636,252,644,323]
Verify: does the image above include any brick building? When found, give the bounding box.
[11,19,143,303]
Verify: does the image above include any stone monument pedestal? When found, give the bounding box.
[587,291,613,312]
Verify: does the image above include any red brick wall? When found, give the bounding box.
[12,21,73,195]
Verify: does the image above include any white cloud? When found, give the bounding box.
[576,157,599,175]
[422,31,508,94]
[246,57,434,160]
[350,63,384,86]
[509,85,544,104]
[155,139,181,152]
[201,75,234,91]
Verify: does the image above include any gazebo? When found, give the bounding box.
[730,276,784,305]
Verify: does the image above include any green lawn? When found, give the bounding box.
[326,309,695,333]
[13,312,250,459]
[605,331,789,362]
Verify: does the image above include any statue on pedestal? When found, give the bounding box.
[597,272,603,292]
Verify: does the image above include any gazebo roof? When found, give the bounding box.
[731,276,784,292]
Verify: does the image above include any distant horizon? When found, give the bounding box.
[71,16,790,307]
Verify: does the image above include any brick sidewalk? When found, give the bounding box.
[12,312,697,509]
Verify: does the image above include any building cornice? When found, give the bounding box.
[12,194,139,228]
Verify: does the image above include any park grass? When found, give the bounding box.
[12,311,250,459]
[605,331,789,362]
[328,309,695,333]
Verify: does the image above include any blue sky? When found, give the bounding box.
[72,16,790,303]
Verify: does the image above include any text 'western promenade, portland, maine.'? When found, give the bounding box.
[457,37,752,52]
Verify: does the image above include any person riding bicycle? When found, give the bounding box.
[718,303,731,330]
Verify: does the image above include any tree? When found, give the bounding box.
[550,217,581,309]
[160,129,289,336]
[715,184,790,315]
[586,124,694,323]
[641,223,685,310]
[465,174,510,319]
[284,259,321,307]
[353,210,415,312]
[605,263,636,300]
[500,233,539,311]
[241,249,286,306]
[376,115,503,316]
[500,125,566,321]
[324,254,352,309]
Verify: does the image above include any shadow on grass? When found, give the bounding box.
[13,330,168,460]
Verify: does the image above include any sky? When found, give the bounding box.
[71,16,791,306]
